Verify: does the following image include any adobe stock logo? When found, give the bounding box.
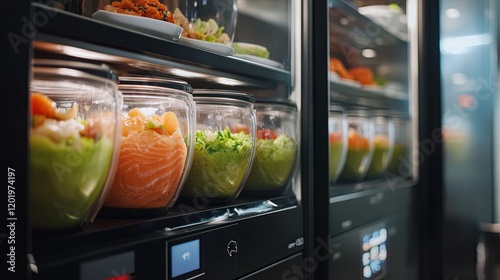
[7,0,71,53]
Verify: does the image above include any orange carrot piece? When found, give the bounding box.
[31,92,56,118]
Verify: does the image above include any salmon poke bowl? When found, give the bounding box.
[100,76,195,218]
[337,108,375,183]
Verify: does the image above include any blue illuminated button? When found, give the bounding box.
[171,239,200,278]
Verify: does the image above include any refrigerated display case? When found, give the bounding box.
[3,0,430,279]
[302,0,422,279]
[4,0,306,279]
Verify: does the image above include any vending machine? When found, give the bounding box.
[302,0,422,279]
[3,0,427,279]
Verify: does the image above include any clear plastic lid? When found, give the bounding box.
[33,59,119,83]
[254,97,297,108]
[119,76,193,93]
[193,89,254,103]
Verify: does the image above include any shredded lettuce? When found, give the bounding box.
[195,127,252,154]
[182,127,254,197]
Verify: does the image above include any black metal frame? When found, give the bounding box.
[302,1,442,279]
[3,1,32,280]
[416,0,444,279]
[301,0,330,278]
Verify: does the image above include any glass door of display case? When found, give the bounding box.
[302,0,422,279]
[438,0,498,279]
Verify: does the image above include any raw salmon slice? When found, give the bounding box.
[105,129,187,208]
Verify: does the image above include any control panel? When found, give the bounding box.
[329,211,412,280]
[37,205,303,280]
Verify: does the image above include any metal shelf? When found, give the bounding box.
[330,79,409,114]
[33,195,299,264]
[329,0,407,48]
[32,3,292,97]
[329,178,415,203]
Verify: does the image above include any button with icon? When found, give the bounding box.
[204,224,239,279]
[227,240,238,257]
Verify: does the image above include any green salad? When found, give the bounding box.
[181,128,253,198]
[29,92,116,230]
[244,134,297,191]
[30,135,113,229]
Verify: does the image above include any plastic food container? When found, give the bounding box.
[365,110,395,179]
[337,108,374,183]
[386,115,409,176]
[329,105,348,184]
[29,59,122,232]
[242,97,298,197]
[179,0,238,43]
[180,90,256,205]
[100,76,195,218]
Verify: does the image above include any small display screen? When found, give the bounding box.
[171,239,201,278]
[361,227,387,280]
